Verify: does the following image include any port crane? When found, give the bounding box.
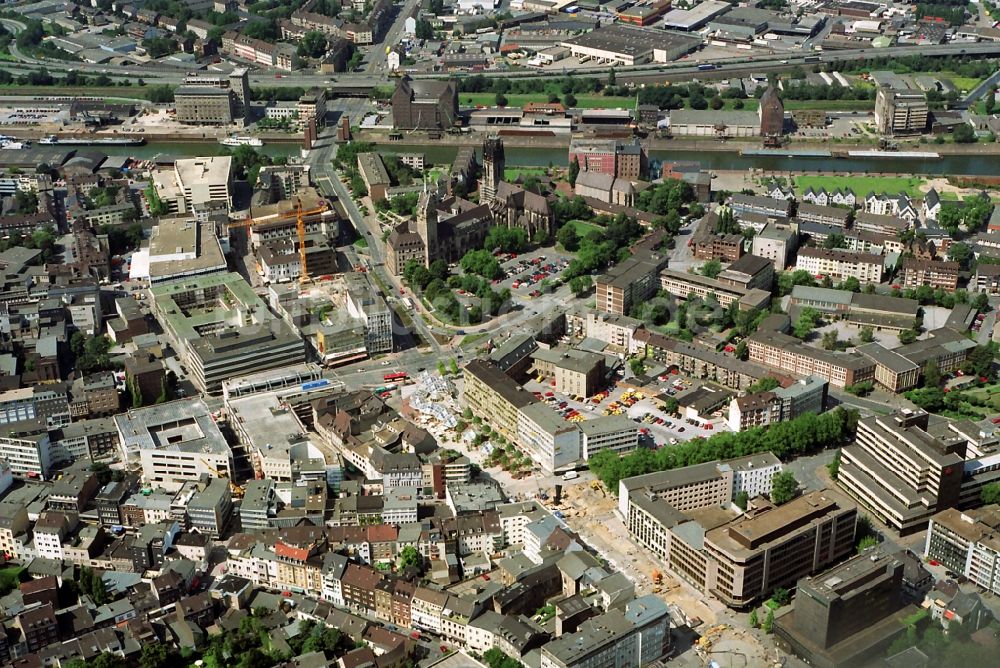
[229,197,329,283]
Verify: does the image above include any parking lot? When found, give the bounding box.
[523,370,728,449]
[496,248,574,298]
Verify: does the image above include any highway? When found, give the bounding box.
[1,36,998,91]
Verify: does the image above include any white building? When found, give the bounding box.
[516,402,581,474]
[579,415,639,460]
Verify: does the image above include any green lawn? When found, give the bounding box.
[793,175,927,198]
[566,219,603,237]
[460,332,491,347]
[784,99,875,111]
[460,92,635,110]
[938,73,982,92]
[504,167,548,181]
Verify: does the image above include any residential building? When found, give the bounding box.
[794,247,883,283]
[730,194,793,220]
[925,505,1000,595]
[357,153,391,203]
[658,269,771,311]
[972,263,1000,294]
[595,255,666,316]
[463,360,539,439]
[796,202,852,228]
[529,348,606,398]
[853,211,909,236]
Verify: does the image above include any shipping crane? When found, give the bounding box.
[200,458,246,499]
[229,197,329,283]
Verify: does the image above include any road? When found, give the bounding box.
[365,0,421,74]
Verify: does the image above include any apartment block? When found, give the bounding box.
[795,202,851,228]
[463,360,539,439]
[578,415,639,460]
[345,272,393,354]
[529,348,606,398]
[595,256,665,316]
[972,263,1000,294]
[635,329,774,392]
[794,247,883,283]
[838,410,965,535]
[901,257,959,291]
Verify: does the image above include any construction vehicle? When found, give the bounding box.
[652,569,663,585]
[229,197,329,283]
[200,458,246,499]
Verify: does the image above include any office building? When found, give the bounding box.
[115,398,234,491]
[925,505,1000,595]
[875,86,928,136]
[775,550,916,668]
[568,138,648,180]
[838,410,965,535]
[529,348,606,398]
[659,268,771,311]
[0,429,53,478]
[151,273,305,394]
[357,153,391,203]
[174,69,250,125]
[187,477,234,538]
[516,402,581,474]
[578,415,639,460]
[345,272,392,354]
[751,222,797,270]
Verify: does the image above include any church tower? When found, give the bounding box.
[416,182,438,267]
[480,135,505,203]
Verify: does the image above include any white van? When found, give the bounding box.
[562,471,579,481]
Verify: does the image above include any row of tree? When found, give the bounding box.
[588,408,857,492]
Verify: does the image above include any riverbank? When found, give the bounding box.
[357,129,1000,156]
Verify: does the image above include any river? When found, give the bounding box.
[376,144,1000,177]
[84,140,1000,177]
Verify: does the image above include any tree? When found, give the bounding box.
[772,587,791,606]
[563,93,577,107]
[568,156,580,186]
[763,608,774,633]
[857,535,879,554]
[821,329,839,351]
[629,357,645,377]
[793,307,821,339]
[924,360,942,387]
[953,123,977,143]
[699,259,722,278]
[569,275,593,295]
[398,545,421,570]
[859,326,875,343]
[483,648,522,668]
[557,224,580,252]
[495,92,508,107]
[297,31,328,58]
[770,471,798,505]
[608,68,616,86]
[982,482,1000,504]
[139,643,173,668]
[747,376,780,393]
[437,361,447,376]
[415,18,434,40]
[827,449,841,480]
[898,329,918,345]
[734,490,749,511]
[748,608,759,628]
[449,358,460,375]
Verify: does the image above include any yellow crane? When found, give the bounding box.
[229,197,330,283]
[200,458,246,499]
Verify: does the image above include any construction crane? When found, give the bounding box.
[229,197,329,283]
[200,458,246,499]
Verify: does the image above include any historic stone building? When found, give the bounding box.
[391,75,459,131]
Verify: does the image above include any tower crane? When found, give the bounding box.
[200,458,246,499]
[229,197,329,283]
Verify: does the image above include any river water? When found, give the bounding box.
[96,141,1000,177]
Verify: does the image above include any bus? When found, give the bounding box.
[384,372,408,382]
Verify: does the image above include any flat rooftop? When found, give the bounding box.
[174,156,232,186]
[114,398,230,455]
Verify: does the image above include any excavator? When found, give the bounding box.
[229,197,330,283]
[200,458,246,499]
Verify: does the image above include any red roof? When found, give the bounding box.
[275,540,310,561]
